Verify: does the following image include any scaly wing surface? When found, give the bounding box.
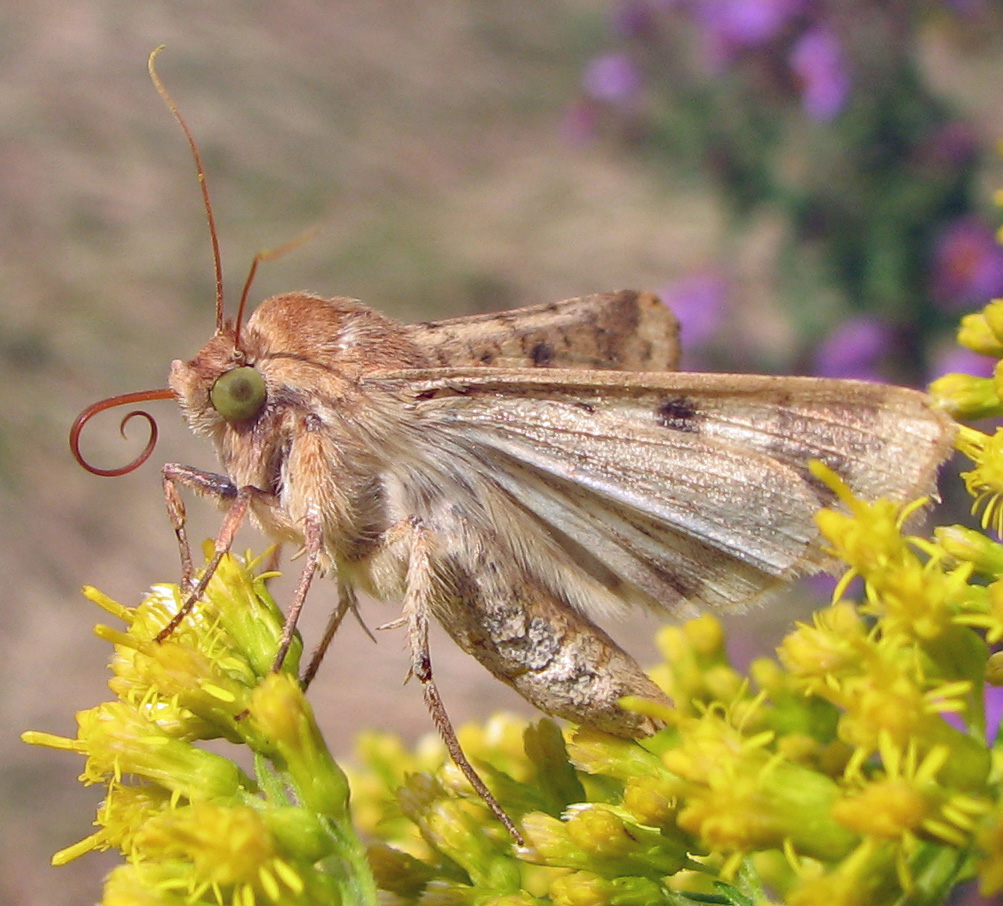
[405,291,679,372]
[377,368,954,614]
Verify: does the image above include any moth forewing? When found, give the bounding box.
[378,366,955,619]
[390,366,955,502]
[407,290,680,372]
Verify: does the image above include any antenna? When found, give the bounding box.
[148,46,226,332]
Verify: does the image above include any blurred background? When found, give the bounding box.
[4,2,1003,903]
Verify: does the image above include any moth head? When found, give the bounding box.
[168,327,268,438]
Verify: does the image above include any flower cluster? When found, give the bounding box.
[23,550,376,906]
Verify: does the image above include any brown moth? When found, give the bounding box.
[71,51,956,842]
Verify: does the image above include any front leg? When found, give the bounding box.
[161,465,328,677]
[272,511,323,673]
[157,463,273,643]
[401,518,524,844]
[162,463,238,589]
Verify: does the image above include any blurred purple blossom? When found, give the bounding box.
[698,0,803,47]
[695,0,804,67]
[804,571,837,600]
[789,27,852,121]
[931,216,1003,310]
[812,317,894,382]
[943,683,1003,744]
[658,271,728,347]
[582,52,644,106]
[988,683,1003,742]
[803,571,864,606]
[928,345,996,382]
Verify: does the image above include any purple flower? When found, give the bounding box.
[943,683,1003,744]
[696,0,804,66]
[803,571,864,604]
[701,0,803,46]
[789,27,852,121]
[812,317,895,382]
[582,52,643,106]
[658,272,728,348]
[931,216,1003,310]
[988,683,1003,742]
[928,345,996,382]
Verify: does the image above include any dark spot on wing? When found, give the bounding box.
[530,341,554,367]
[656,396,700,431]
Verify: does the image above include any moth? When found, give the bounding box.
[71,51,956,842]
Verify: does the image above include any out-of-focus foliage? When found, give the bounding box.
[570,1,1003,381]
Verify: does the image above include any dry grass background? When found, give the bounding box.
[4,4,1001,905]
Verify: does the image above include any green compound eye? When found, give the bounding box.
[210,366,266,422]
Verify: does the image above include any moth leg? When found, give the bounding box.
[301,583,358,690]
[162,474,195,590]
[156,469,271,643]
[161,463,239,589]
[402,520,524,845]
[272,514,323,673]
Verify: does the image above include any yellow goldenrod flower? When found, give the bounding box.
[786,839,903,906]
[976,804,1003,895]
[859,557,971,641]
[548,869,667,906]
[778,601,871,687]
[23,552,376,906]
[521,804,688,878]
[660,702,858,866]
[956,304,1003,356]
[132,801,307,899]
[935,524,1003,577]
[246,672,350,818]
[648,615,745,714]
[929,371,1003,420]
[396,770,522,890]
[982,297,1003,344]
[836,737,990,850]
[811,462,932,590]
[957,425,1003,535]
